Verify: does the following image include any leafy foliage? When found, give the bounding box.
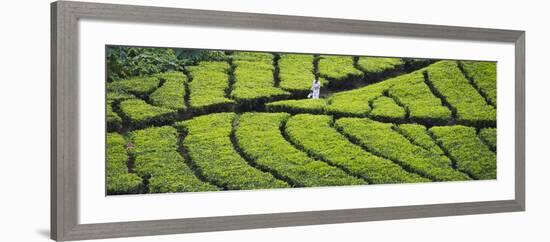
[426,61,496,125]
[266,99,327,114]
[179,113,290,190]
[106,133,142,194]
[149,71,187,111]
[479,128,497,151]
[119,99,177,127]
[187,61,235,114]
[235,112,364,187]
[430,125,496,179]
[357,57,404,76]
[461,61,497,106]
[335,118,470,181]
[285,114,428,184]
[107,76,161,98]
[278,54,315,93]
[395,124,445,155]
[369,96,406,122]
[318,55,363,86]
[107,47,182,82]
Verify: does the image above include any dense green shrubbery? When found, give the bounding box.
[179,113,289,190]
[266,99,327,114]
[461,61,497,107]
[335,118,470,181]
[278,54,315,94]
[187,61,235,114]
[119,99,177,127]
[107,76,161,98]
[387,71,451,125]
[326,80,394,117]
[426,61,496,125]
[285,114,428,184]
[357,57,404,79]
[107,47,182,82]
[149,71,187,111]
[430,125,496,180]
[479,128,497,151]
[369,96,406,122]
[128,126,218,193]
[106,102,122,131]
[106,133,142,194]
[318,55,363,87]
[235,112,364,187]
[395,124,444,155]
[231,52,290,107]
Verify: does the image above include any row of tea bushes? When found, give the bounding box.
[335,118,470,181]
[187,61,235,114]
[106,133,143,194]
[231,52,290,108]
[285,114,429,184]
[128,126,218,193]
[460,61,497,107]
[266,99,327,115]
[278,54,316,95]
[356,57,405,80]
[235,112,364,187]
[394,124,445,155]
[119,99,177,128]
[177,113,290,190]
[149,71,187,111]
[369,96,406,122]
[479,128,497,151]
[430,125,497,179]
[318,55,363,87]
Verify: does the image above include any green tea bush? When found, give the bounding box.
[335,118,470,181]
[266,99,327,114]
[426,61,496,125]
[430,125,496,180]
[128,126,218,193]
[461,61,497,106]
[318,55,363,87]
[106,47,182,82]
[278,54,315,94]
[387,71,451,125]
[235,112,364,187]
[369,96,406,122]
[149,71,187,111]
[106,91,135,103]
[326,80,394,117]
[285,114,428,184]
[106,133,142,194]
[119,99,177,128]
[357,57,404,79]
[106,102,122,131]
[231,52,290,107]
[107,76,161,98]
[187,61,235,114]
[479,128,497,151]
[179,113,289,190]
[395,124,444,155]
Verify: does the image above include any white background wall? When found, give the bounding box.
[0,0,547,241]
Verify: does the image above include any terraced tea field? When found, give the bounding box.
[106,50,497,195]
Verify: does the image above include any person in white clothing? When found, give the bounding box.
[309,78,321,99]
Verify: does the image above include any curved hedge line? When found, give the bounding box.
[460,61,497,107]
[187,61,235,114]
[369,96,406,122]
[266,99,327,114]
[106,133,142,194]
[430,125,496,179]
[179,113,290,190]
[395,124,445,155]
[119,99,177,128]
[335,118,470,181]
[318,55,363,87]
[150,71,187,111]
[278,54,315,94]
[107,75,160,98]
[479,128,497,151]
[285,114,428,184]
[235,112,364,187]
[357,57,404,80]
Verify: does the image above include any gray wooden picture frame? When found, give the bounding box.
[51,1,526,241]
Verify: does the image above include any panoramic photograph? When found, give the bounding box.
[105,46,497,195]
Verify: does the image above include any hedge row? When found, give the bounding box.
[460,61,497,107]
[318,55,363,87]
[235,112,364,187]
[128,126,218,193]
[106,101,122,131]
[266,99,327,114]
[426,61,496,125]
[369,96,406,122]
[387,71,452,124]
[187,61,235,114]
[335,118,470,181]
[107,75,160,98]
[106,133,142,194]
[231,52,290,107]
[394,124,445,155]
[285,114,428,184]
[479,128,497,151]
[430,125,497,180]
[119,99,177,128]
[178,113,289,190]
[278,54,316,94]
[326,80,394,117]
[149,71,187,111]
[356,57,404,79]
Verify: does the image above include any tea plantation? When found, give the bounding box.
[106,50,497,195]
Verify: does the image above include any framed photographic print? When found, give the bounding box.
[51,1,525,241]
